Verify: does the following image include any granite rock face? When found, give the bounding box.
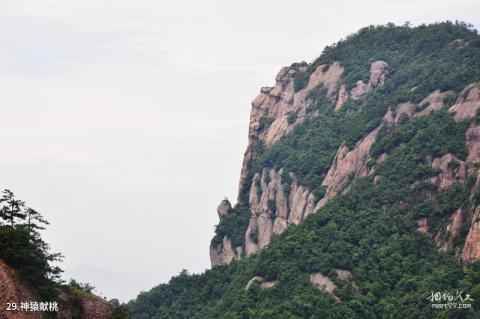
[463,205,480,262]
[238,60,389,197]
[316,127,381,210]
[244,168,317,256]
[210,235,243,267]
[217,198,232,218]
[214,60,390,265]
[309,272,340,302]
[449,83,480,121]
[211,54,480,266]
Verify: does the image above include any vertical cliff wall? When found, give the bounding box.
[211,60,390,266]
[211,55,480,267]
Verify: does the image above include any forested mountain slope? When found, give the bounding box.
[128,22,480,318]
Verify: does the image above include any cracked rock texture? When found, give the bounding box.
[211,57,480,266]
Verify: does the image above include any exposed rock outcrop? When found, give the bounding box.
[335,269,352,280]
[238,60,390,197]
[245,276,277,290]
[77,295,113,319]
[218,82,480,266]
[245,168,317,256]
[383,103,416,125]
[449,83,480,121]
[238,62,344,193]
[414,90,454,118]
[448,208,464,238]
[243,122,383,257]
[369,61,389,87]
[335,269,359,291]
[416,218,429,233]
[309,272,340,302]
[217,198,232,218]
[466,124,480,163]
[436,208,465,253]
[210,197,244,267]
[384,90,454,126]
[429,153,469,190]
[216,61,388,266]
[245,213,273,256]
[335,85,348,111]
[429,120,480,258]
[350,61,389,100]
[463,205,480,262]
[210,235,243,267]
[316,127,381,210]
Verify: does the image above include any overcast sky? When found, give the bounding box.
[1,0,479,302]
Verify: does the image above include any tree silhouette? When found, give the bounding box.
[0,189,26,226]
[25,207,49,234]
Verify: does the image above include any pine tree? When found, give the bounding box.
[25,207,49,234]
[0,189,27,226]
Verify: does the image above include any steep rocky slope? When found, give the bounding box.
[211,60,390,266]
[0,260,42,319]
[211,43,480,267]
[0,259,114,319]
[129,22,480,318]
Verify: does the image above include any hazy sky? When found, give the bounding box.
[1,0,479,302]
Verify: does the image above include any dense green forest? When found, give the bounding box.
[128,22,480,318]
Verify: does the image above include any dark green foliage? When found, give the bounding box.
[110,299,132,318]
[212,205,250,248]
[128,105,480,318]
[0,189,62,299]
[371,110,468,160]
[281,169,293,196]
[64,279,95,315]
[313,185,327,199]
[267,199,276,215]
[128,264,256,319]
[0,189,27,226]
[305,21,480,98]
[67,279,95,293]
[111,305,132,319]
[294,71,310,92]
[287,110,299,124]
[473,188,480,206]
[258,116,275,132]
[475,108,480,125]
[251,91,387,192]
[305,84,334,113]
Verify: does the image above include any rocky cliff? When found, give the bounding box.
[237,60,389,194]
[211,60,391,266]
[211,65,480,267]
[131,22,480,319]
